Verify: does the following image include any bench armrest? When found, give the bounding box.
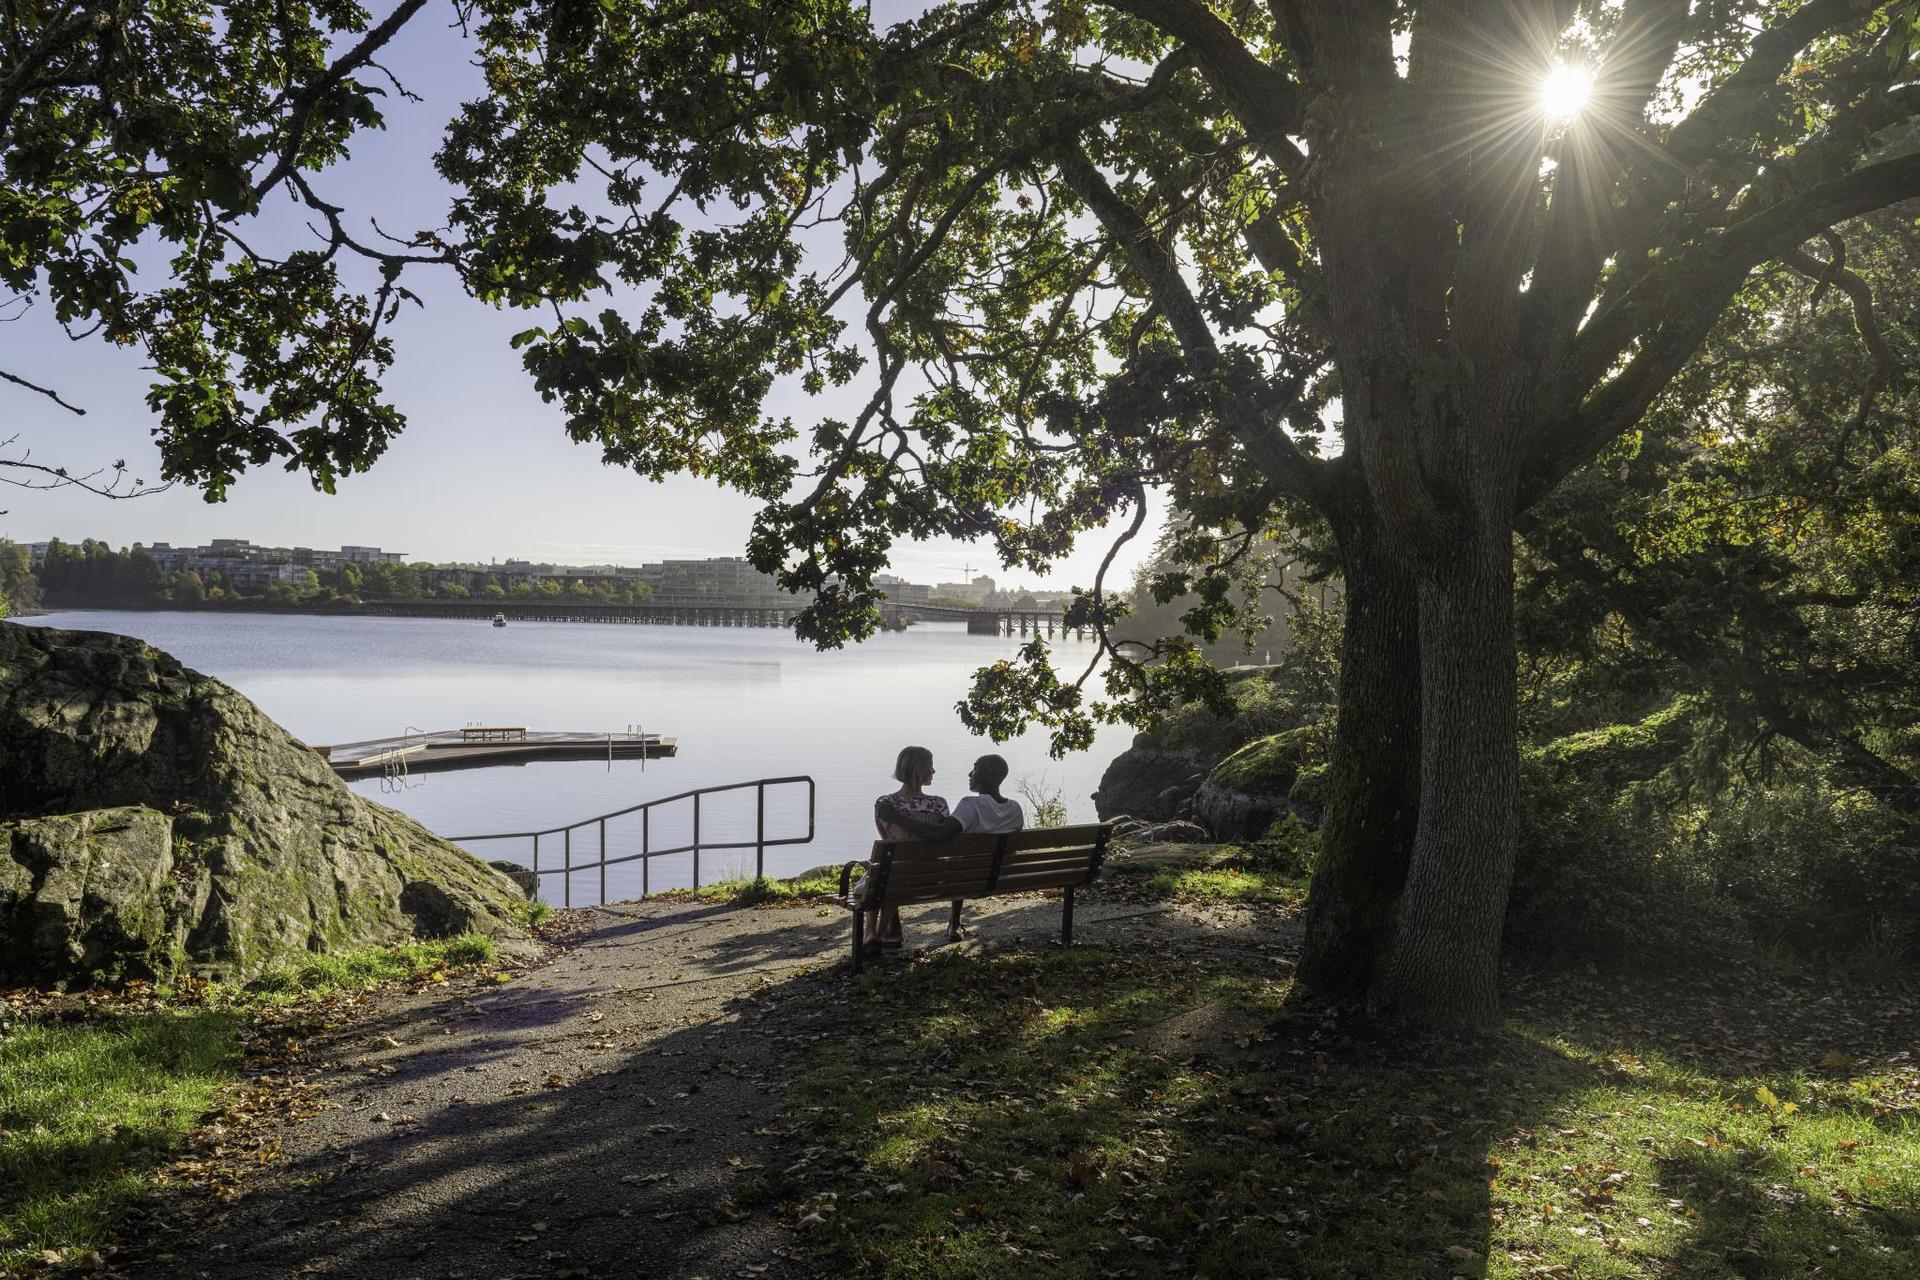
[838,860,864,902]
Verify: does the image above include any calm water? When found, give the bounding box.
[17,610,1126,901]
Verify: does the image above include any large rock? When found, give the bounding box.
[0,623,528,987]
[1092,737,1211,824]
[1192,727,1325,841]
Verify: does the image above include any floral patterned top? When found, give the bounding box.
[875,790,949,842]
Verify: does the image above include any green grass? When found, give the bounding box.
[522,899,554,928]
[656,868,843,906]
[0,934,502,1269]
[771,948,1920,1279]
[1103,841,1308,909]
[243,933,497,1000]
[0,1010,240,1270]
[1146,865,1305,906]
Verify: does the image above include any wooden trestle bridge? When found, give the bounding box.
[349,597,1092,638]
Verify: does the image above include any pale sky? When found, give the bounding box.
[0,5,1157,592]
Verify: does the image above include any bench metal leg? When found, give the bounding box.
[851,909,866,974]
[947,900,963,939]
[1062,886,1075,946]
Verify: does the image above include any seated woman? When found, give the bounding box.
[867,745,948,952]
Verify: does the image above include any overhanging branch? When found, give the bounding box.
[1054,143,1328,506]
[1096,0,1307,173]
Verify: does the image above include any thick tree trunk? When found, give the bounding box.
[1375,537,1519,1028]
[1299,490,1422,998]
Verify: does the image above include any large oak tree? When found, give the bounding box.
[437,0,1920,1025]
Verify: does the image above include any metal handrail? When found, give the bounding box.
[449,775,815,907]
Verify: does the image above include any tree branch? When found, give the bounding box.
[1597,0,1874,283]
[0,368,87,415]
[1561,147,1920,416]
[1529,0,1690,345]
[0,3,115,142]
[247,0,432,205]
[1097,0,1307,173]
[1782,241,1900,467]
[1054,143,1328,505]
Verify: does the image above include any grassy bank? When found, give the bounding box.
[650,866,845,906]
[1099,840,1310,910]
[770,945,1920,1279]
[0,934,502,1271]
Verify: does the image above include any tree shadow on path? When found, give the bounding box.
[116,900,1920,1280]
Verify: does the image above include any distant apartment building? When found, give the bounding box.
[340,545,406,565]
[227,563,308,590]
[932,574,996,604]
[873,573,931,606]
[138,540,407,577]
[637,556,789,603]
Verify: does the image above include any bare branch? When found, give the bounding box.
[0,436,171,501]
[0,368,86,415]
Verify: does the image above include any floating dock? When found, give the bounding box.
[314,726,676,777]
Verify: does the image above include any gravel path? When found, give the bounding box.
[134,890,1297,1280]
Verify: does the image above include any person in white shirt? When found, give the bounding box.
[877,754,1023,940]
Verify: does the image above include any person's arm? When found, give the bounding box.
[876,797,960,841]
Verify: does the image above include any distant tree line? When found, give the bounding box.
[0,539,653,610]
[0,540,38,617]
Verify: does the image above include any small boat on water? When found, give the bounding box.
[492,612,507,627]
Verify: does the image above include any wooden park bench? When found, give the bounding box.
[462,725,529,743]
[836,824,1111,973]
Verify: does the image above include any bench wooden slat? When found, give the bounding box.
[1000,829,1104,853]
[870,851,1098,901]
[883,885,1000,907]
[877,850,1002,876]
[877,873,998,899]
[867,833,1004,861]
[990,869,1097,894]
[1000,849,1100,869]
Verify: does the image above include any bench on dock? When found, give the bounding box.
[836,823,1111,973]
[461,725,529,742]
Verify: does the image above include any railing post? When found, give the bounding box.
[533,832,540,882]
[692,792,701,890]
[756,783,766,882]
[642,806,650,899]
[599,818,607,906]
[563,827,572,908]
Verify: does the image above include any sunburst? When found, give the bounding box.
[1540,64,1594,122]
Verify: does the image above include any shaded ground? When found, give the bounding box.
[99,848,1918,1280]
[764,940,1920,1280]
[123,885,1286,1280]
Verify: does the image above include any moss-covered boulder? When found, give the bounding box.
[1192,727,1326,841]
[0,622,527,988]
[1092,668,1308,825]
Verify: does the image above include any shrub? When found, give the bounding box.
[1506,715,1920,972]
